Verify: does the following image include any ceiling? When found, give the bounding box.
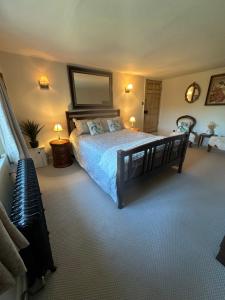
[0,0,225,78]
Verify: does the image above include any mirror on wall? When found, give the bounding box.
[67,65,113,109]
[185,82,201,103]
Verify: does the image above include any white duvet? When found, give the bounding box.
[70,129,163,203]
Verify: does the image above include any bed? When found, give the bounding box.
[66,109,189,209]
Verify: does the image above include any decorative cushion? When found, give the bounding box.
[73,118,90,136]
[177,118,194,133]
[107,117,124,132]
[87,120,104,136]
[177,122,189,133]
[96,118,109,132]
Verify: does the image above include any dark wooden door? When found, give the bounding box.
[144,79,162,133]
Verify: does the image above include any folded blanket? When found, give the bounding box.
[209,136,225,151]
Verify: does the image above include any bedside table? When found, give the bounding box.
[49,139,73,168]
[29,146,48,168]
[130,127,140,132]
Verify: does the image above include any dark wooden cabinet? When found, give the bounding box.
[50,139,73,168]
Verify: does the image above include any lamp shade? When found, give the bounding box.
[129,116,136,123]
[39,76,49,89]
[127,83,133,90]
[53,123,63,132]
[125,83,133,93]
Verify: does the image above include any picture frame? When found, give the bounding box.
[205,73,225,106]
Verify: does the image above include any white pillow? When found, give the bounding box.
[87,120,104,136]
[107,118,123,132]
[73,118,90,135]
[114,117,124,127]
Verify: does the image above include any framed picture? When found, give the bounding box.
[205,73,225,106]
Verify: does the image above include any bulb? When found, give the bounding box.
[129,116,136,123]
[54,123,63,132]
[127,83,133,90]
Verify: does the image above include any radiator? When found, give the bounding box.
[217,236,225,266]
[10,158,56,288]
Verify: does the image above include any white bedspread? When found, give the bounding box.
[209,136,225,151]
[70,129,163,203]
[99,136,163,179]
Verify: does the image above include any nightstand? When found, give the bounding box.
[49,139,73,168]
[130,127,140,132]
[29,146,48,168]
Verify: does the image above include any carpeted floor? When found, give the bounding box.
[32,148,225,300]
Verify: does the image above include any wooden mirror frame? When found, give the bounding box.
[67,65,113,109]
[185,82,201,103]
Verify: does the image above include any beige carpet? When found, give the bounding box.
[32,148,225,300]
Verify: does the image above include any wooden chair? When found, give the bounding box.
[174,115,197,147]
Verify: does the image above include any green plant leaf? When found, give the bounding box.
[20,120,44,142]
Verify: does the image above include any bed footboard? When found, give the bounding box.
[116,133,189,209]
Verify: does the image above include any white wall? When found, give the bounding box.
[113,72,145,129]
[0,62,5,154]
[1,50,225,147]
[0,51,145,154]
[159,67,225,136]
[0,51,71,154]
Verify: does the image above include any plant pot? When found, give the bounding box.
[207,129,214,135]
[30,140,39,148]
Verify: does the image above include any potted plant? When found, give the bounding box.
[20,120,44,148]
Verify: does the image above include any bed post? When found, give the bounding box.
[178,134,189,174]
[117,186,124,209]
[117,150,125,209]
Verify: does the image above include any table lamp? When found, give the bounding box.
[129,116,136,128]
[54,123,63,140]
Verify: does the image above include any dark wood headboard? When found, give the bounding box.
[65,109,120,134]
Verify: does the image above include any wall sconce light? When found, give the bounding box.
[39,76,49,89]
[129,116,136,128]
[125,83,133,93]
[53,123,63,139]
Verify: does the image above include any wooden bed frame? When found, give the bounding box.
[66,109,189,209]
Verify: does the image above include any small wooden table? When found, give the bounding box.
[50,139,73,168]
[198,133,216,147]
[130,127,140,132]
